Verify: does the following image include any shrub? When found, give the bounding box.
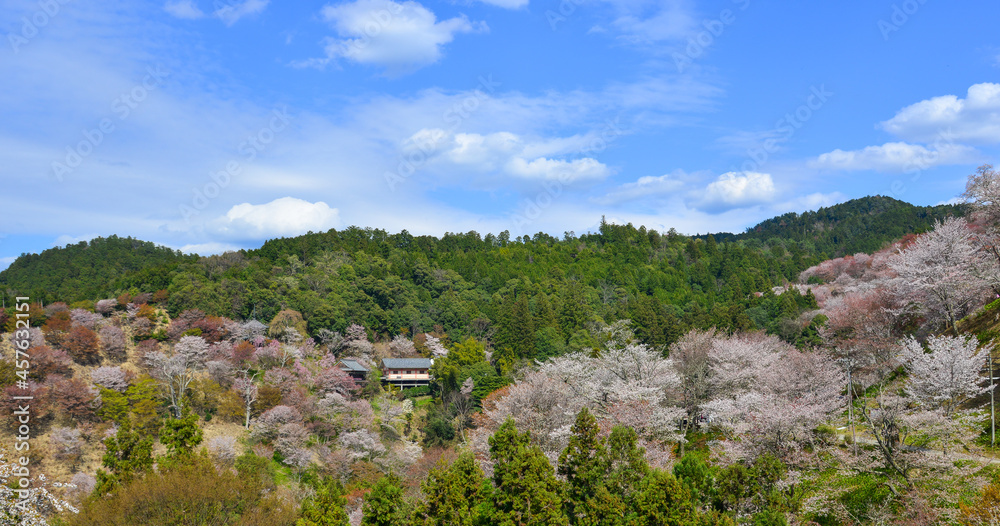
[72,454,297,525]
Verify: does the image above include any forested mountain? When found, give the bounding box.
[0,236,196,303]
[706,195,965,258]
[0,197,963,362]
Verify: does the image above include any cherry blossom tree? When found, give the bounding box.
[91,366,129,392]
[669,328,715,455]
[889,217,995,331]
[99,325,128,362]
[206,435,239,468]
[146,343,205,418]
[705,333,843,459]
[901,335,988,416]
[95,299,117,315]
[233,370,260,429]
[963,164,1000,226]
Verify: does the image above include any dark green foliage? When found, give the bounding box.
[488,419,569,525]
[558,408,613,524]
[362,473,408,526]
[750,509,788,526]
[716,454,791,516]
[0,235,194,304]
[160,411,204,459]
[717,195,963,257]
[94,420,154,497]
[674,454,715,504]
[412,452,488,526]
[424,406,457,446]
[634,470,699,526]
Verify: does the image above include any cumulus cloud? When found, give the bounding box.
[402,128,610,184]
[879,83,1000,144]
[164,0,205,19]
[211,197,341,240]
[696,171,776,211]
[811,142,978,173]
[307,0,487,75]
[215,0,269,26]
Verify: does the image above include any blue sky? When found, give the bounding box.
[1,0,999,269]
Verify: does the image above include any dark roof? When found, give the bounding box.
[382,358,432,369]
[339,359,369,372]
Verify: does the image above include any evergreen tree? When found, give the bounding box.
[160,410,204,459]
[298,476,349,526]
[94,420,154,496]
[488,419,568,526]
[362,473,408,526]
[413,452,488,526]
[558,408,615,525]
[634,470,698,526]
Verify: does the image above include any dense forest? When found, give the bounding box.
[4,186,1000,526]
[0,196,963,363]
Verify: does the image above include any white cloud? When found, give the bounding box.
[879,83,1000,144]
[178,242,242,255]
[778,192,846,213]
[697,171,776,211]
[608,0,697,43]
[402,128,611,185]
[811,142,978,173]
[53,233,100,247]
[0,256,17,271]
[215,0,269,26]
[309,0,486,75]
[164,0,205,19]
[506,157,609,182]
[936,197,964,206]
[594,171,686,206]
[211,197,341,240]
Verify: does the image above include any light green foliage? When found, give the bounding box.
[297,476,349,526]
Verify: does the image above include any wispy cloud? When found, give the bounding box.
[214,0,269,26]
[163,0,205,20]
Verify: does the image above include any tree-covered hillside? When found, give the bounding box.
[0,236,196,303]
[0,197,963,363]
[707,195,965,258]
